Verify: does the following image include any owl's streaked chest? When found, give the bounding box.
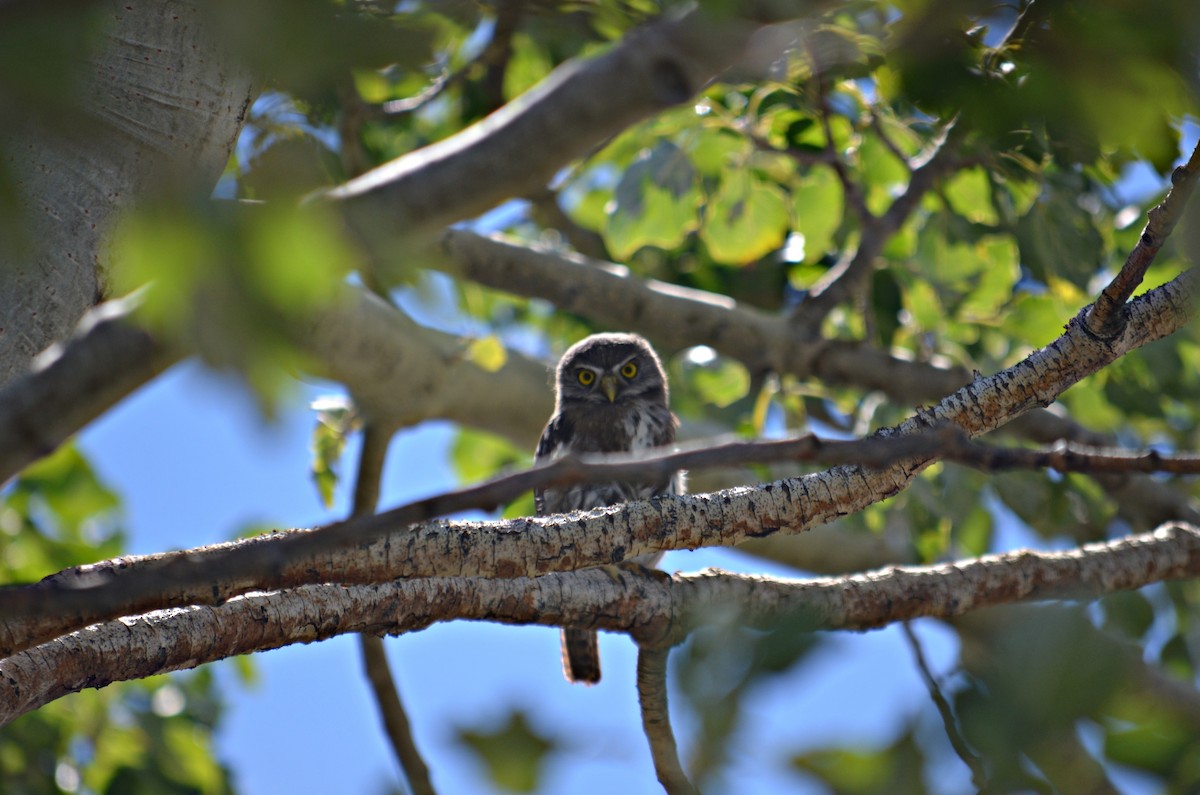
[535,400,676,513]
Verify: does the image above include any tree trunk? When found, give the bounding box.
[0,0,254,384]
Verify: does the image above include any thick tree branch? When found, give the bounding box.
[0,267,1193,658]
[323,7,763,263]
[0,283,553,486]
[3,523,1197,726]
[1,0,254,384]
[637,646,698,795]
[299,286,552,444]
[0,296,179,485]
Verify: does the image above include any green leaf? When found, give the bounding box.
[309,396,360,509]
[690,357,751,408]
[943,167,999,225]
[1015,180,1105,288]
[791,167,844,263]
[859,134,910,215]
[450,428,530,484]
[700,172,789,264]
[688,125,749,177]
[15,444,120,535]
[1100,591,1155,641]
[606,140,701,259]
[456,710,556,793]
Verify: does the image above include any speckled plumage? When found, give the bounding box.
[534,333,680,684]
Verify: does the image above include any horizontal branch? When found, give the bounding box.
[951,439,1200,475]
[0,266,1193,658]
[4,522,1197,725]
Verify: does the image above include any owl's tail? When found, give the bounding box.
[561,628,601,684]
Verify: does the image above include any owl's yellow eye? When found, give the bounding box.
[577,369,595,385]
[620,362,638,379]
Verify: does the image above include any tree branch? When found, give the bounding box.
[0,0,255,384]
[352,424,437,795]
[902,622,986,789]
[4,522,1198,725]
[1087,137,1200,338]
[323,7,762,261]
[299,287,552,442]
[637,646,698,795]
[0,296,180,485]
[0,266,1193,658]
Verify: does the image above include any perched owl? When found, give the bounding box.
[535,332,681,684]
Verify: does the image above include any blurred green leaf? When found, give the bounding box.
[606,141,701,259]
[791,730,926,795]
[791,167,844,264]
[1016,179,1106,289]
[700,172,789,264]
[943,167,999,225]
[456,709,556,793]
[309,396,360,509]
[1100,591,1156,641]
[111,200,351,411]
[451,427,530,484]
[691,357,751,409]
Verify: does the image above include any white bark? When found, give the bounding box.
[1,0,254,383]
[3,522,1195,726]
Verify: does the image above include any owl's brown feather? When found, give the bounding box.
[534,333,680,684]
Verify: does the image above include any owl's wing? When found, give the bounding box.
[533,413,572,517]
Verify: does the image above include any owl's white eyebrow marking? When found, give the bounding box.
[615,353,638,369]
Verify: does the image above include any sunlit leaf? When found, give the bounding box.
[700,172,789,264]
[606,141,701,259]
[943,167,998,225]
[691,358,751,408]
[464,335,509,373]
[791,167,844,264]
[309,396,360,509]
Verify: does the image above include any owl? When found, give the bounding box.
[535,332,681,684]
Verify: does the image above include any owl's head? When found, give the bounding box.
[555,333,668,408]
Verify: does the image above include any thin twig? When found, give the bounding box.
[901,622,987,790]
[806,38,871,222]
[637,646,699,795]
[794,118,961,329]
[352,424,437,795]
[1088,137,1200,338]
[946,436,1200,475]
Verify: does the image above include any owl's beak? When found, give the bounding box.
[600,374,619,403]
